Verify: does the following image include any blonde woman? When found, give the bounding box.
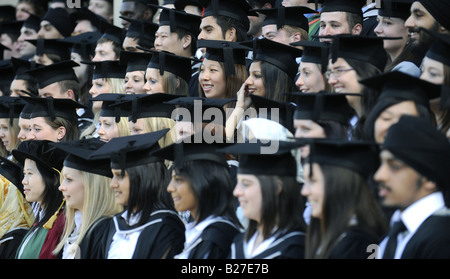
[51,138,122,259]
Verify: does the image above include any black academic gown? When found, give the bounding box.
[327,226,380,259]
[400,212,450,259]
[0,228,28,259]
[230,228,305,259]
[96,209,185,259]
[79,216,114,259]
[183,219,241,259]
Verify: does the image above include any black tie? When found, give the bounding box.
[383,220,407,259]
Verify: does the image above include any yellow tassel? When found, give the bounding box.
[43,199,65,230]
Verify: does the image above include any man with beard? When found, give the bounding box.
[404,0,450,58]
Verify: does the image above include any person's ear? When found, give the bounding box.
[351,23,363,35]
[182,35,192,49]
[56,126,66,141]
[225,27,237,42]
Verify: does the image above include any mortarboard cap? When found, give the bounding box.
[99,20,126,45]
[0,60,15,85]
[50,138,113,177]
[41,8,75,37]
[241,38,303,80]
[81,60,127,79]
[174,0,204,10]
[0,20,23,36]
[218,140,299,176]
[108,93,181,123]
[0,156,24,195]
[92,93,133,122]
[359,70,443,109]
[378,0,413,21]
[321,0,365,17]
[200,0,257,31]
[198,39,250,77]
[153,133,229,169]
[0,96,27,125]
[421,28,450,67]
[22,13,41,32]
[11,57,38,82]
[19,102,34,119]
[69,7,106,32]
[249,93,296,134]
[26,60,79,89]
[418,0,450,30]
[154,5,202,37]
[300,138,380,180]
[12,140,68,176]
[382,115,450,193]
[144,49,199,83]
[21,96,85,122]
[26,38,72,61]
[0,6,16,22]
[166,96,235,126]
[119,50,152,73]
[286,91,355,125]
[60,31,103,58]
[290,40,329,73]
[328,34,390,72]
[89,129,169,175]
[256,6,316,31]
[120,16,158,44]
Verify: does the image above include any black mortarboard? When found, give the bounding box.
[249,94,296,133]
[217,140,299,176]
[422,28,450,67]
[11,57,38,81]
[359,71,443,109]
[69,7,106,31]
[12,140,68,176]
[26,60,79,89]
[119,50,152,73]
[198,40,250,77]
[0,20,23,36]
[301,138,379,180]
[286,91,355,125]
[145,50,198,83]
[382,115,450,192]
[19,102,34,120]
[0,6,16,22]
[0,156,23,194]
[89,129,169,175]
[378,0,413,21]
[321,0,365,17]
[290,40,329,74]
[241,38,303,80]
[99,20,126,45]
[26,38,72,61]
[255,6,316,31]
[41,8,75,37]
[153,133,229,169]
[109,93,181,123]
[50,138,113,177]
[92,93,133,122]
[0,59,14,85]
[418,0,450,30]
[60,31,103,58]
[166,96,235,125]
[81,60,127,79]
[22,13,41,32]
[200,0,257,31]
[120,16,158,45]
[21,96,85,122]
[154,5,202,37]
[328,34,390,72]
[174,0,203,10]
[0,96,27,125]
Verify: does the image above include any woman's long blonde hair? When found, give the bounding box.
[53,170,123,256]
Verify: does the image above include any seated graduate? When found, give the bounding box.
[50,138,122,259]
[88,130,185,259]
[153,135,242,259]
[219,140,307,259]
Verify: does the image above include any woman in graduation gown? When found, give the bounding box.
[154,137,242,259]
[88,129,185,259]
[12,140,67,259]
[301,139,388,259]
[50,138,122,259]
[219,140,306,259]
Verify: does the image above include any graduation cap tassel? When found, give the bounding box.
[46,97,56,122]
[43,199,65,230]
[159,51,166,77]
[320,47,328,74]
[277,7,286,30]
[36,38,45,56]
[131,98,138,123]
[174,141,184,170]
[8,105,14,126]
[312,93,325,123]
[169,9,176,33]
[223,47,236,77]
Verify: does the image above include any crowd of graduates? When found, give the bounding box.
[0,0,449,261]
